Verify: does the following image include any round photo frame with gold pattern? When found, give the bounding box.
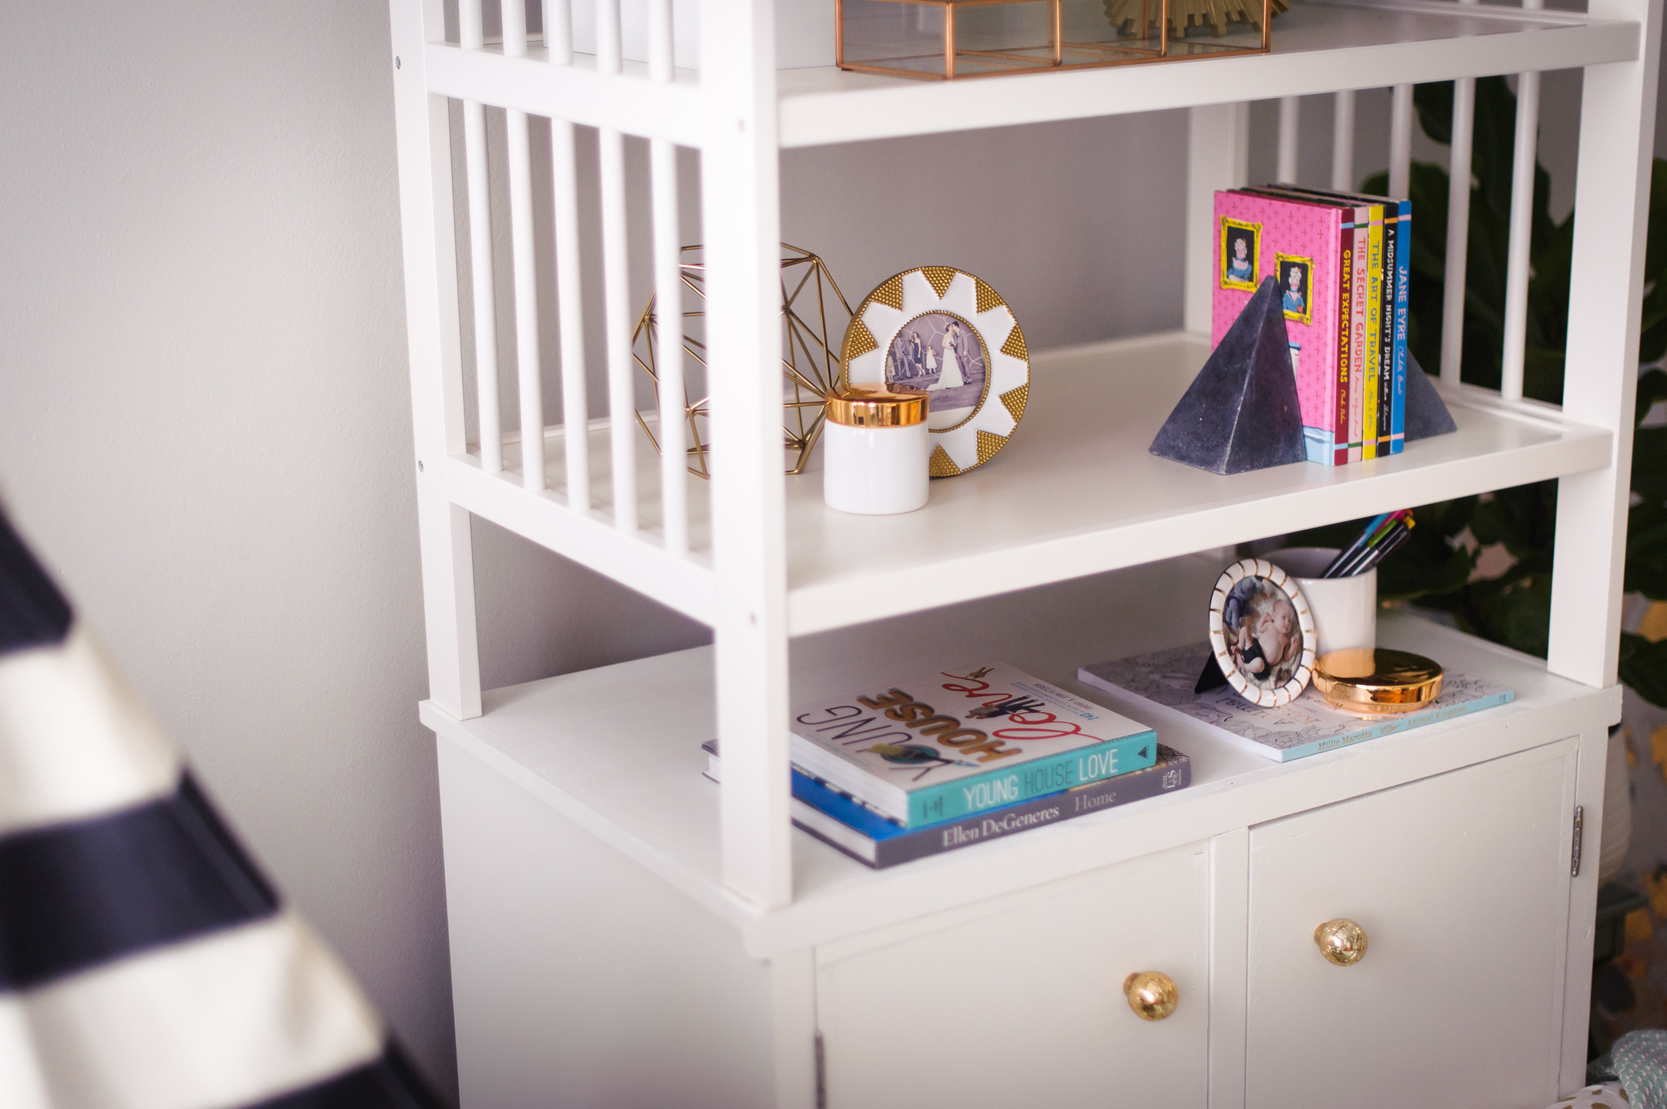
[839,267,1030,476]
[1209,559,1317,709]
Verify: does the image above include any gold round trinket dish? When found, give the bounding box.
[1313,649,1443,715]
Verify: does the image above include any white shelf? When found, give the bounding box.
[417,1,1639,152]
[420,557,1617,956]
[778,0,1639,148]
[450,332,1609,636]
[784,331,1610,634]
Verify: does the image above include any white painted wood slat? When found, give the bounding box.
[1389,82,1413,200]
[1500,66,1540,401]
[1441,72,1476,386]
[1277,96,1300,182]
[649,0,688,555]
[458,0,501,473]
[1183,103,1249,336]
[1332,88,1355,191]
[599,130,637,532]
[595,0,638,532]
[503,0,545,489]
[1502,0,1547,403]
[550,122,591,511]
[463,103,503,473]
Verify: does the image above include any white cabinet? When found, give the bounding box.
[427,601,1616,1108]
[386,0,1656,1100]
[1245,740,1579,1109]
[816,841,1211,1109]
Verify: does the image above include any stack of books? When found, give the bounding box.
[1213,184,1411,465]
[702,663,1190,869]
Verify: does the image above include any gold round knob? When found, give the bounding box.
[1122,971,1179,1020]
[1314,918,1368,966]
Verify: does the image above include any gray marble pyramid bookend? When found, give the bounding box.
[1150,277,1308,475]
[1403,351,1458,441]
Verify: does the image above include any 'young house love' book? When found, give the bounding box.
[1080,644,1512,762]
[705,739,1191,869]
[792,663,1157,826]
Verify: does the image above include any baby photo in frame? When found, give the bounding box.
[1220,218,1260,291]
[1276,253,1314,325]
[1208,559,1316,708]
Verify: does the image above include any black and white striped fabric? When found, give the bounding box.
[0,509,442,1109]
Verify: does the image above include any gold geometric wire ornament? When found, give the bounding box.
[631,244,854,479]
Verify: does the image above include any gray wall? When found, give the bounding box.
[2,0,1662,1101]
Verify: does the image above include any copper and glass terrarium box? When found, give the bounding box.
[835,0,1275,80]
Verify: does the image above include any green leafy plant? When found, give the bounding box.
[1286,77,1667,704]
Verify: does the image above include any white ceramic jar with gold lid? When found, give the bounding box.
[822,385,930,515]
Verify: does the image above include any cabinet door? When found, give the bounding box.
[1245,739,1578,1109]
[816,841,1210,1109]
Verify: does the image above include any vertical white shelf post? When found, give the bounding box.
[1549,2,1662,1083]
[703,0,792,907]
[1184,102,1250,336]
[1549,0,1663,691]
[389,0,483,721]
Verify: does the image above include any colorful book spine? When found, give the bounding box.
[1391,198,1411,453]
[1336,223,1354,465]
[1347,205,1369,462]
[895,731,1153,826]
[1377,206,1396,455]
[788,749,1192,869]
[1362,205,1382,459]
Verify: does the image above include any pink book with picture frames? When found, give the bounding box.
[1212,190,1345,465]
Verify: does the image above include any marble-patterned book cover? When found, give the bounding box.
[1079,644,1514,763]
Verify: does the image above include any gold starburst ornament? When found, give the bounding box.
[840,267,1030,476]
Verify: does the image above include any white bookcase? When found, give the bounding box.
[386,0,1661,1104]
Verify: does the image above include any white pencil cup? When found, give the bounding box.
[1268,547,1377,656]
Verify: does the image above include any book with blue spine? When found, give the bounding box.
[1079,644,1513,763]
[1391,196,1411,453]
[790,663,1157,826]
[704,740,1191,869]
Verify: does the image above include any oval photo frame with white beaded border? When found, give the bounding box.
[839,266,1030,477]
[1208,558,1317,708]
